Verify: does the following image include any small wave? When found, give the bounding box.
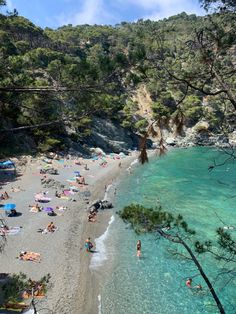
[90,215,115,269]
[103,184,112,201]
[98,294,102,314]
[130,158,138,167]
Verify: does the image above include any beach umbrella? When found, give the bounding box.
[1,204,16,210]
[43,207,53,212]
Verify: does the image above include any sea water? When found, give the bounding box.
[93,147,236,314]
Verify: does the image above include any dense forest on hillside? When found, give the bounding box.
[0,1,235,156]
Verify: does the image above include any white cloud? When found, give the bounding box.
[58,0,114,25]
[117,0,204,19]
[143,1,205,21]
[56,0,205,27]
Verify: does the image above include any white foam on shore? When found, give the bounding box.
[90,215,115,269]
[130,158,138,166]
[98,294,102,314]
[103,183,112,201]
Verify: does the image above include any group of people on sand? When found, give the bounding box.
[22,280,45,299]
[87,210,97,222]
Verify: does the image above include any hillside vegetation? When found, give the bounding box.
[0,3,235,156]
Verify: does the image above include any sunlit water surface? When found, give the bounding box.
[95,147,236,314]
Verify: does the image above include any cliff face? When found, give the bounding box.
[129,85,236,148]
[86,117,140,153]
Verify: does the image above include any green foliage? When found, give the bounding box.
[119,204,195,234]
[37,137,62,152]
[0,9,235,155]
[181,95,203,125]
[151,102,172,119]
[217,228,236,255]
[2,272,51,304]
[200,0,236,12]
[134,119,148,132]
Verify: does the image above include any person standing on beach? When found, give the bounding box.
[136,240,141,257]
[85,237,93,252]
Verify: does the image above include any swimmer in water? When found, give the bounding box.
[136,240,141,257]
[186,278,192,288]
[186,278,202,290]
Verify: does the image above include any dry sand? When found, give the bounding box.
[0,153,138,314]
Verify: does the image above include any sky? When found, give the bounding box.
[4,0,205,29]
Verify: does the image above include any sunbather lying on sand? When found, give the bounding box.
[0,225,21,235]
[29,203,42,212]
[18,251,41,262]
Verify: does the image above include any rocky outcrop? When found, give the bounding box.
[86,117,141,153]
[163,120,232,148]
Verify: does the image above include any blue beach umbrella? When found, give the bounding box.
[1,204,16,210]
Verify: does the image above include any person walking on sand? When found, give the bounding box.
[136,240,141,257]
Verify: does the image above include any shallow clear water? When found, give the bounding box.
[97,147,236,314]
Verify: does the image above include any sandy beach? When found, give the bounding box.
[0,152,137,314]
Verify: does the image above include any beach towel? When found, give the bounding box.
[34,194,51,203]
[40,227,58,234]
[0,226,21,235]
[57,206,67,211]
[63,190,74,196]
[29,207,41,213]
[60,196,69,200]
[4,301,28,310]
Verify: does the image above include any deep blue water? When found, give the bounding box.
[97,147,236,314]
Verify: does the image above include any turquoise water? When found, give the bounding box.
[99,147,236,314]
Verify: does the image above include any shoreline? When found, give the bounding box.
[74,154,138,314]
